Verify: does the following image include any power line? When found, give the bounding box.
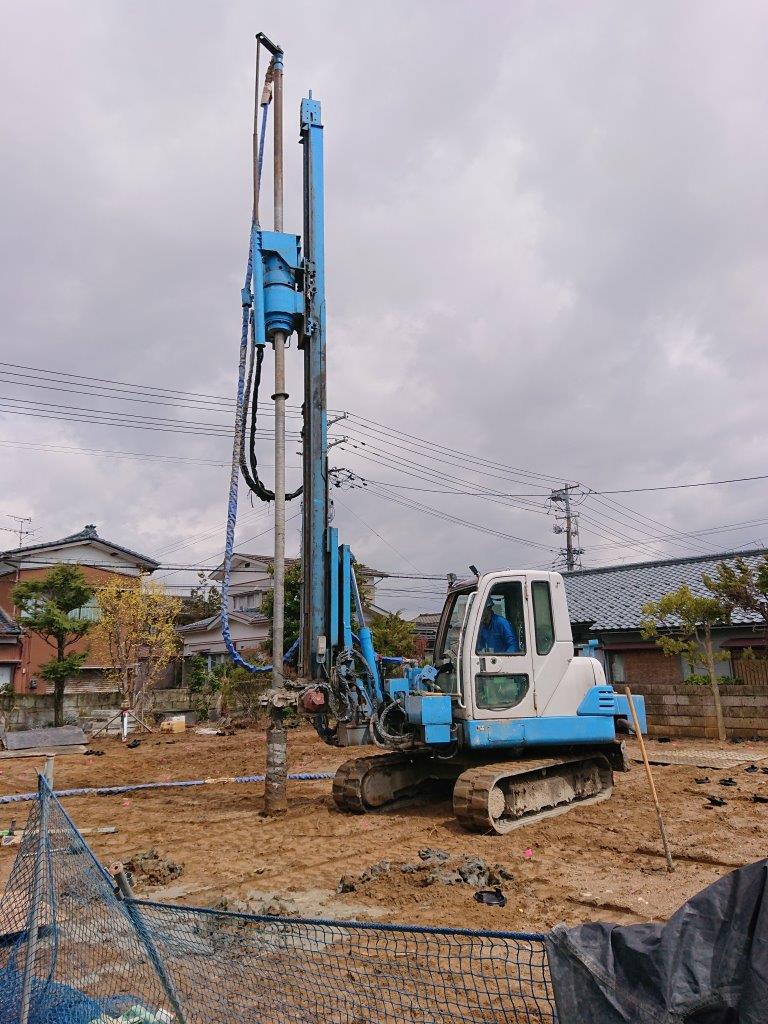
[3,360,766,495]
[0,361,302,413]
[364,482,556,552]
[0,395,303,440]
[0,367,304,419]
[332,495,423,572]
[596,473,768,494]
[345,413,563,487]
[0,440,229,467]
[338,441,550,515]
[582,493,714,555]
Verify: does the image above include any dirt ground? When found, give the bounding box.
[1,726,766,933]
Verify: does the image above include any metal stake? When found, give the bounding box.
[624,686,675,872]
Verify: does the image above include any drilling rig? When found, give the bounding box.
[222,36,646,834]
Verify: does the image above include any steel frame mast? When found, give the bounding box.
[298,94,329,681]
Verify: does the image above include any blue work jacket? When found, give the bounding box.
[477,613,520,654]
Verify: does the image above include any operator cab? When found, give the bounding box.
[433,571,573,722]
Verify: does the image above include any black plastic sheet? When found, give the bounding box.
[545,859,768,1023]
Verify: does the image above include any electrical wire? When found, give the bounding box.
[363,481,556,551]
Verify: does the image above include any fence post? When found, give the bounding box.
[19,774,51,1024]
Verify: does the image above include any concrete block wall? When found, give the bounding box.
[1,687,193,731]
[634,681,768,739]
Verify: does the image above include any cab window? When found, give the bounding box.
[531,581,555,655]
[475,581,526,655]
[434,591,472,694]
[476,673,529,711]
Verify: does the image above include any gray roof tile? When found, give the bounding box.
[563,548,768,631]
[1,524,159,569]
[0,607,20,635]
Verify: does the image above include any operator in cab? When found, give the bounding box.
[477,599,519,654]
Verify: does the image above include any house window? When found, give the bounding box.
[233,591,262,612]
[18,597,45,621]
[682,654,732,679]
[0,665,13,692]
[609,652,625,684]
[72,597,101,622]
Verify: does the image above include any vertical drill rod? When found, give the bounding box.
[271,51,286,691]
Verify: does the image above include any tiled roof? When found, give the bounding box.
[0,607,20,636]
[177,611,270,633]
[412,612,441,627]
[563,549,768,632]
[1,524,159,569]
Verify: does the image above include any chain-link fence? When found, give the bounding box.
[0,778,557,1023]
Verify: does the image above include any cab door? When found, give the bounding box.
[464,575,537,720]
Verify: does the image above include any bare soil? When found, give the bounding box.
[1,726,766,933]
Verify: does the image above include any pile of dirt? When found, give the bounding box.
[125,848,183,887]
[338,849,515,894]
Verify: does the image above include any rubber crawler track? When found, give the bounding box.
[332,751,425,813]
[453,755,613,834]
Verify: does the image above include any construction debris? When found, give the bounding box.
[0,725,87,751]
[124,849,183,887]
[474,888,507,907]
[1,825,117,848]
[160,716,186,734]
[0,745,87,760]
[338,853,515,893]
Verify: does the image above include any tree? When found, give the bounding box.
[13,565,95,727]
[353,561,377,613]
[703,556,768,644]
[371,611,418,659]
[640,585,731,741]
[177,572,222,626]
[93,579,181,707]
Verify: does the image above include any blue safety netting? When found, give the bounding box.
[0,778,557,1023]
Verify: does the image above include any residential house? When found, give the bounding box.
[0,524,159,694]
[410,611,441,657]
[564,548,768,677]
[563,548,768,738]
[0,609,22,693]
[178,551,387,674]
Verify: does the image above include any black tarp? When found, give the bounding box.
[545,859,768,1023]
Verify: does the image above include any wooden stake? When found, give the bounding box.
[624,685,674,872]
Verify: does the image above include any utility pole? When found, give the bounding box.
[265,40,288,816]
[550,484,584,571]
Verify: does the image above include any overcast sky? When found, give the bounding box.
[1,2,767,614]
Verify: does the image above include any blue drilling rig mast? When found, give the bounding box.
[223,37,647,834]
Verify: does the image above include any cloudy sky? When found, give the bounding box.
[1,2,767,614]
